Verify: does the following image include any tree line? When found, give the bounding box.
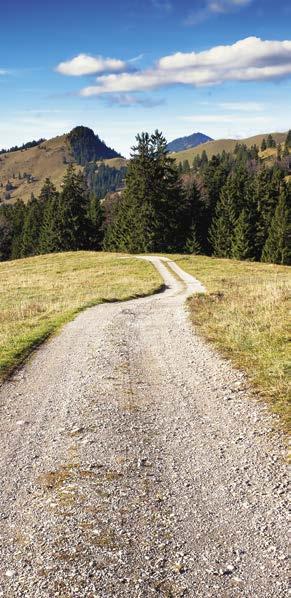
[0,130,290,264]
[0,166,103,260]
[0,138,46,156]
[104,130,291,264]
[83,162,126,199]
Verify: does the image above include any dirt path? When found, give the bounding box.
[0,257,287,597]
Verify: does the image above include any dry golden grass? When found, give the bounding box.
[173,255,290,426]
[103,157,128,168]
[1,130,287,205]
[0,135,71,204]
[0,251,162,379]
[173,132,287,164]
[0,135,126,206]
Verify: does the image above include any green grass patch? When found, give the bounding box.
[0,251,162,380]
[172,254,290,428]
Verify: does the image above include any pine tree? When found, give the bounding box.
[209,182,237,257]
[261,138,267,151]
[0,207,13,260]
[185,223,201,254]
[182,159,190,173]
[267,134,276,149]
[104,131,187,253]
[208,165,250,257]
[183,177,209,252]
[38,178,57,203]
[58,165,90,251]
[10,200,26,259]
[261,184,291,265]
[199,155,232,253]
[21,197,43,257]
[86,192,104,250]
[231,210,254,260]
[200,150,208,168]
[254,166,284,259]
[285,130,291,149]
[38,180,62,254]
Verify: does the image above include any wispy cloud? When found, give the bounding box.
[104,94,165,108]
[218,101,264,111]
[79,37,291,97]
[179,114,270,123]
[185,0,253,25]
[128,54,144,64]
[0,69,8,75]
[151,0,172,12]
[56,54,127,76]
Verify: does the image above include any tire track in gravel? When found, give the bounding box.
[0,257,288,597]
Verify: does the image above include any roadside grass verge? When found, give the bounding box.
[173,255,290,427]
[0,251,162,380]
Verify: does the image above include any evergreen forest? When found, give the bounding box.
[0,130,290,265]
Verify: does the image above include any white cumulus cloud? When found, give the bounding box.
[79,37,291,96]
[56,54,126,76]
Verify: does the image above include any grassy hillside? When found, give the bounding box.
[173,255,290,426]
[0,252,162,380]
[173,132,287,164]
[103,157,128,169]
[0,128,287,204]
[0,130,125,205]
[0,134,71,204]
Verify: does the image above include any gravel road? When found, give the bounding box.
[0,257,288,597]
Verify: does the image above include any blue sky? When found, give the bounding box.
[1,0,290,156]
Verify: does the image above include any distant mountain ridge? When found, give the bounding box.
[166,132,213,153]
[0,127,288,205]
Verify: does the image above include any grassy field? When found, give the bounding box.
[173,255,290,427]
[0,251,162,380]
[172,131,287,165]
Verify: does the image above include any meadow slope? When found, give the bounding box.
[172,131,287,164]
[173,255,290,425]
[0,251,162,379]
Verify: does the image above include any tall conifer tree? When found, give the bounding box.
[104,131,187,253]
[255,166,284,259]
[39,180,61,254]
[208,166,249,257]
[21,198,43,257]
[262,183,291,265]
[231,209,254,261]
[58,165,90,251]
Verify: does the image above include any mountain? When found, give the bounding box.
[0,127,125,204]
[0,127,288,205]
[173,132,287,165]
[67,126,121,165]
[166,132,213,153]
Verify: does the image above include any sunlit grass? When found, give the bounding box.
[0,251,162,379]
[173,255,290,427]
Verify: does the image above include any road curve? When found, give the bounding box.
[0,257,287,597]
